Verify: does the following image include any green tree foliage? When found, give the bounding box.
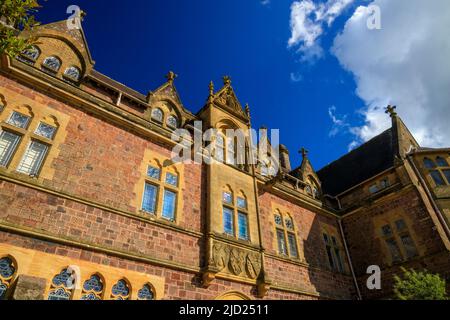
[0,0,41,58]
[394,268,448,300]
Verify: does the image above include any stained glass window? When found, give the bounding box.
[138,284,155,300]
[142,183,158,214]
[436,156,449,167]
[381,225,393,237]
[64,66,81,82]
[287,233,298,258]
[81,274,103,300]
[430,170,446,186]
[222,191,233,204]
[395,219,407,232]
[0,279,8,300]
[385,238,402,263]
[165,172,178,187]
[166,115,178,128]
[21,46,40,61]
[48,268,73,300]
[35,122,57,140]
[7,111,30,129]
[162,189,176,221]
[276,230,287,255]
[151,108,163,122]
[16,140,48,176]
[285,217,293,230]
[0,131,21,167]
[223,206,234,235]
[443,170,450,184]
[424,158,436,169]
[237,197,246,209]
[400,234,418,259]
[42,56,61,72]
[147,166,161,180]
[111,279,130,300]
[238,212,249,240]
[0,257,15,279]
[274,214,282,226]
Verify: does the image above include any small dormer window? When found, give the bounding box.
[166,115,178,128]
[151,108,163,122]
[64,66,81,82]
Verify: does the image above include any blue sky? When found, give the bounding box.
[34,0,450,170]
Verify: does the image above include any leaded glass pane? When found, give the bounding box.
[334,248,344,272]
[166,115,178,128]
[0,131,20,167]
[16,141,48,176]
[48,288,71,300]
[238,212,249,240]
[151,108,163,122]
[326,246,335,269]
[64,66,81,81]
[0,257,15,278]
[142,183,157,214]
[21,46,40,61]
[35,122,57,140]
[51,269,72,287]
[443,170,450,184]
[223,206,234,235]
[237,197,246,209]
[430,170,446,186]
[381,225,393,237]
[138,284,154,300]
[6,111,30,129]
[81,292,100,300]
[285,217,293,230]
[395,219,407,232]
[287,233,298,258]
[147,166,161,180]
[323,233,329,244]
[83,275,103,293]
[0,279,7,300]
[222,192,232,204]
[331,236,338,247]
[111,280,130,299]
[277,230,287,255]
[385,238,402,263]
[162,189,176,221]
[43,56,61,71]
[274,214,282,226]
[165,172,178,187]
[424,158,436,169]
[400,234,418,259]
[436,156,449,167]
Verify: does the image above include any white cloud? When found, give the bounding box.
[332,0,450,147]
[288,0,355,61]
[290,72,303,82]
[328,106,349,137]
[261,0,270,6]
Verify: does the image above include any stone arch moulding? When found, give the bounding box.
[215,290,252,300]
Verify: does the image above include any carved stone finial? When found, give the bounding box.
[209,81,214,96]
[166,71,178,84]
[300,147,309,159]
[223,75,232,86]
[79,10,87,21]
[245,103,250,118]
[385,105,397,118]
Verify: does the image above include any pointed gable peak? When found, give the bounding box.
[211,76,249,121]
[149,71,184,107]
[386,105,420,159]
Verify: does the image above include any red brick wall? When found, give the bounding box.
[342,187,450,299]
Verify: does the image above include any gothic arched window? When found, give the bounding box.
[274,211,299,259]
[42,56,61,72]
[81,274,104,300]
[151,108,163,123]
[215,134,225,162]
[48,268,73,300]
[111,279,130,300]
[137,284,155,300]
[0,257,16,300]
[64,66,81,82]
[436,156,449,167]
[166,115,178,128]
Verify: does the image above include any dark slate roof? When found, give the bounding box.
[317,129,395,196]
[89,69,147,101]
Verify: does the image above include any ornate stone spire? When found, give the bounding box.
[300,147,309,159]
[245,103,250,119]
[223,75,231,86]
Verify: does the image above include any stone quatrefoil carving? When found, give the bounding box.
[211,243,261,279]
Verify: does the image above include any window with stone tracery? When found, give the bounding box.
[0,257,16,300]
[48,268,74,300]
[274,210,299,259]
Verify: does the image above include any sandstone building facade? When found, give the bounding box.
[0,17,449,300]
